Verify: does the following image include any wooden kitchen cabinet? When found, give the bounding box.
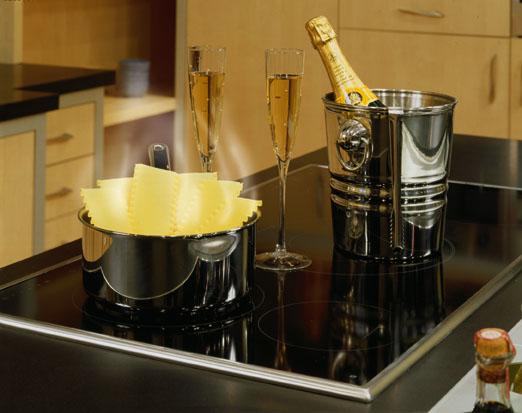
[0,89,103,261]
[339,0,511,37]
[46,103,95,165]
[0,131,34,266]
[339,0,513,139]
[340,30,510,138]
[44,97,99,249]
[44,212,82,251]
[510,38,522,140]
[45,156,94,221]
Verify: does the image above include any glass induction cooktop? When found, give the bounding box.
[0,165,522,402]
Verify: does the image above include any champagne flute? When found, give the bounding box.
[256,48,311,271]
[187,46,226,172]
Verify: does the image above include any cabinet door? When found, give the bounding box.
[511,39,522,140]
[340,30,510,138]
[0,132,34,266]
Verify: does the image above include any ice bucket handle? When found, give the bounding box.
[389,115,403,253]
[336,118,372,172]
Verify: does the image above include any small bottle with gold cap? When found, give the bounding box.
[305,15,385,107]
[472,328,516,413]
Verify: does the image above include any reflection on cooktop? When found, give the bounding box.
[0,165,521,396]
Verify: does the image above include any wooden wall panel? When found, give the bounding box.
[179,0,338,180]
[0,2,22,63]
[23,0,151,69]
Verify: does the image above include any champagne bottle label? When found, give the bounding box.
[337,86,379,106]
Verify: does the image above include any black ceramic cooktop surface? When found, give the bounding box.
[0,165,521,388]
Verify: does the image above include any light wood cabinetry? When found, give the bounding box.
[44,100,97,249]
[0,131,34,266]
[44,211,82,251]
[339,0,511,36]
[0,1,22,63]
[340,30,510,138]
[510,39,522,140]
[339,0,513,139]
[103,95,176,128]
[0,90,103,262]
[45,156,94,221]
[22,0,151,70]
[46,103,95,165]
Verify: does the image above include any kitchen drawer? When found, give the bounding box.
[45,155,94,220]
[339,0,511,37]
[340,30,510,138]
[46,103,95,165]
[44,212,82,250]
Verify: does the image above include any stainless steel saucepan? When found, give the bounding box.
[80,144,258,325]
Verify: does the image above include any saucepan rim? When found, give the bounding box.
[78,208,259,240]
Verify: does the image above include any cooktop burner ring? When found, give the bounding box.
[257,300,394,352]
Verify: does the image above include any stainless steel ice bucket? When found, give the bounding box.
[323,90,457,260]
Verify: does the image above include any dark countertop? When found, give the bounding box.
[0,63,115,122]
[1,135,522,412]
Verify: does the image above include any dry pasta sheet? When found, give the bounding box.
[81,164,261,236]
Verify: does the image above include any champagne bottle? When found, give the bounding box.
[305,15,385,107]
[472,328,516,413]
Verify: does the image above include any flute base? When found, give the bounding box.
[255,251,311,272]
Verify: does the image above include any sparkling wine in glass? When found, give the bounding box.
[188,46,226,172]
[256,48,311,271]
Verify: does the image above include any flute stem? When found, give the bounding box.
[276,158,290,256]
[200,154,213,173]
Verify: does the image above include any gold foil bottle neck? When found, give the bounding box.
[474,328,514,359]
[305,16,337,46]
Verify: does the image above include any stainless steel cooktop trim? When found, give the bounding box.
[0,252,520,402]
[0,312,372,402]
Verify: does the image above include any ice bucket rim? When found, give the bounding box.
[322,89,457,116]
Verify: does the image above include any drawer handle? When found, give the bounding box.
[520,66,522,106]
[48,133,74,145]
[397,8,445,18]
[46,186,73,200]
[489,54,497,104]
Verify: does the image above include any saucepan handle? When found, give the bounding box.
[148,143,172,171]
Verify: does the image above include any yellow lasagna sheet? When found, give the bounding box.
[173,180,243,236]
[81,187,133,233]
[203,197,262,234]
[81,166,262,236]
[128,164,178,236]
